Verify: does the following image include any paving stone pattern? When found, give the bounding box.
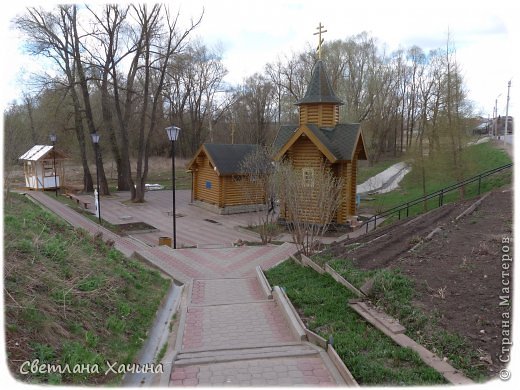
[171,275,343,386]
[25,192,344,386]
[171,356,337,386]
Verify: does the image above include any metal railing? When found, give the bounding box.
[362,162,513,233]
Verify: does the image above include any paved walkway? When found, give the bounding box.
[84,190,262,247]
[171,277,345,386]
[25,191,347,386]
[357,162,411,195]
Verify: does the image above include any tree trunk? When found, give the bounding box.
[69,6,110,195]
[101,66,125,191]
[71,88,94,192]
[112,51,137,196]
[24,96,38,145]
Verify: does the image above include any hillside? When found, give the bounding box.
[359,141,512,217]
[4,193,170,384]
[324,186,513,380]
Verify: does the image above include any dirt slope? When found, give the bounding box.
[328,187,513,377]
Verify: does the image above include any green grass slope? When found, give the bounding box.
[266,260,446,386]
[4,193,170,384]
[362,142,512,217]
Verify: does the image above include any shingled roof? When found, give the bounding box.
[187,144,260,176]
[296,60,344,106]
[273,123,365,162]
[272,125,298,152]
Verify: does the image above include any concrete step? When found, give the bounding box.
[174,343,319,367]
[190,278,267,306]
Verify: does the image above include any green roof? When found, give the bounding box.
[296,60,344,106]
[272,123,363,161]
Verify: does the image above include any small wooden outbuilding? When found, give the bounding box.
[19,145,67,190]
[273,60,367,226]
[186,143,265,214]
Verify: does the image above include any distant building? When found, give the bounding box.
[19,145,67,190]
[272,60,367,226]
[186,143,265,214]
[494,116,514,135]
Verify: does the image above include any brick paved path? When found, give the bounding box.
[172,277,345,386]
[25,192,346,386]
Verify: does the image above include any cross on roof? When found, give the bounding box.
[314,22,327,60]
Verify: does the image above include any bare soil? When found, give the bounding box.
[328,187,513,377]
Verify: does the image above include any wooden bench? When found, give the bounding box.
[64,193,91,209]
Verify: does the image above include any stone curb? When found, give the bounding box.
[271,286,358,386]
[349,302,473,385]
[301,254,326,274]
[290,254,302,265]
[325,264,366,298]
[455,192,491,221]
[349,301,405,334]
[272,286,307,341]
[255,266,273,299]
[305,329,327,349]
[327,345,359,386]
[158,350,177,387]
[173,282,192,354]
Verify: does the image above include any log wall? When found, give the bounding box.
[192,153,220,206]
[299,104,339,127]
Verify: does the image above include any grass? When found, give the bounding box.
[44,192,157,237]
[312,255,487,381]
[357,156,402,184]
[265,260,446,386]
[361,142,512,219]
[108,168,192,193]
[155,342,168,363]
[4,193,171,385]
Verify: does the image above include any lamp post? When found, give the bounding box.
[49,133,58,197]
[165,126,181,249]
[91,133,102,225]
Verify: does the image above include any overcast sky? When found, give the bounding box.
[1,0,519,117]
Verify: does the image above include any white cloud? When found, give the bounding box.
[2,0,518,117]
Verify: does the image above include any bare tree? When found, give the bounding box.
[238,146,277,244]
[132,4,202,203]
[65,5,110,195]
[15,6,95,192]
[165,42,227,156]
[277,162,343,256]
[87,4,132,192]
[231,74,276,145]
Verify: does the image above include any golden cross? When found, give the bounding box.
[314,22,327,60]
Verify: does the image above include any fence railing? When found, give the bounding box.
[361,162,513,233]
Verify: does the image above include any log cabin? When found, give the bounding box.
[273,59,367,226]
[186,143,265,214]
[19,145,67,191]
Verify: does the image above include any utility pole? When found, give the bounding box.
[504,80,511,146]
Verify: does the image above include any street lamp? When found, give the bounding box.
[165,125,181,249]
[91,132,102,225]
[49,133,58,197]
